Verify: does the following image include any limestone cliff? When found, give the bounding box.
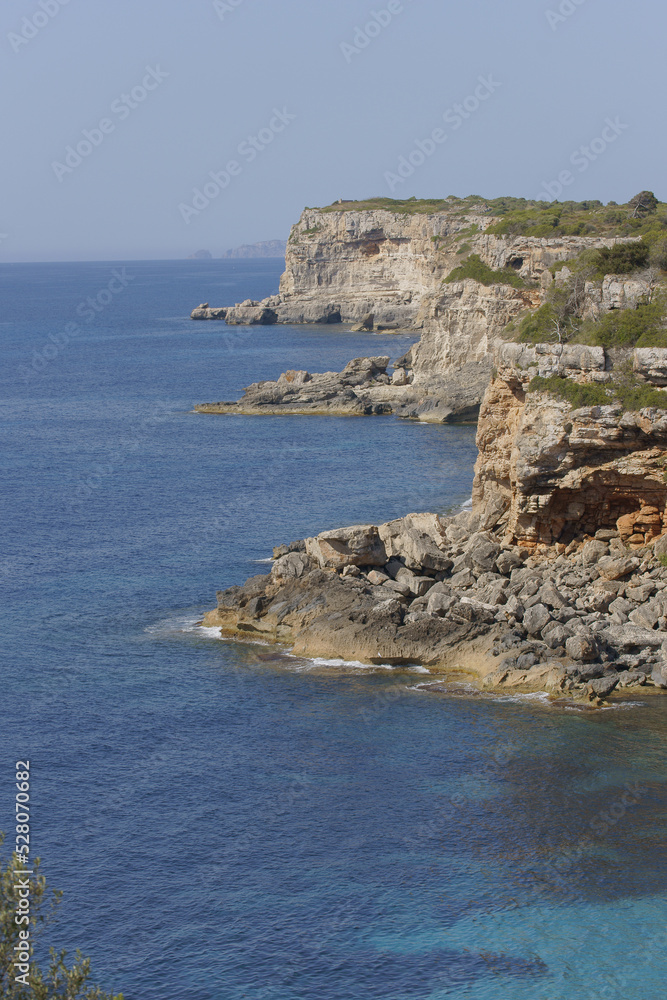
[472,343,667,547]
[194,203,639,419]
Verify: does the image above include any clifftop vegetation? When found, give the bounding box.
[312,191,666,240]
[443,253,528,289]
[527,372,667,412]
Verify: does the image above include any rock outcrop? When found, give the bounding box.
[191,303,227,320]
[202,507,667,702]
[191,203,639,416]
[473,344,667,547]
[194,357,408,417]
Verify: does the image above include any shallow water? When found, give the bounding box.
[1,260,666,999]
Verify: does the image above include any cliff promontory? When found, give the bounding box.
[198,195,667,703]
[199,342,667,702]
[194,196,657,419]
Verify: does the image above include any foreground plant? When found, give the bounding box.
[0,835,121,1000]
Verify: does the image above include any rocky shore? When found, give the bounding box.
[195,197,667,703]
[194,354,479,422]
[202,509,667,704]
[200,342,667,705]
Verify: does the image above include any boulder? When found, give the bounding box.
[597,555,640,581]
[367,569,390,586]
[565,634,599,662]
[617,669,647,687]
[272,552,311,579]
[305,525,386,569]
[427,592,457,617]
[581,539,609,565]
[466,533,500,572]
[191,304,227,320]
[651,662,667,688]
[608,596,634,619]
[379,513,453,572]
[653,535,667,558]
[224,305,278,325]
[595,529,619,541]
[523,603,552,636]
[542,624,573,649]
[626,583,655,603]
[350,312,374,332]
[588,675,619,699]
[600,624,665,650]
[629,600,663,630]
[450,569,476,590]
[538,583,570,610]
[496,549,522,575]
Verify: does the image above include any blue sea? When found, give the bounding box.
[1,259,666,1000]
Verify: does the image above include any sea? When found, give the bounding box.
[1,259,666,1000]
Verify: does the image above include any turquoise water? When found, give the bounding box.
[1,260,666,999]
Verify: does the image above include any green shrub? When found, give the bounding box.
[572,300,667,348]
[444,254,526,288]
[527,373,667,411]
[527,375,611,407]
[514,304,560,342]
[485,196,666,239]
[591,241,650,276]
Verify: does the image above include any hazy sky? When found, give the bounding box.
[2,0,664,261]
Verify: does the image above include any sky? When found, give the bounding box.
[1,0,665,261]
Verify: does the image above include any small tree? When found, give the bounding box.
[628,190,659,218]
[0,836,122,1000]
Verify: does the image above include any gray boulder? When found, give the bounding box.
[542,624,573,650]
[496,549,522,575]
[523,603,552,636]
[379,513,453,572]
[306,525,386,569]
[565,634,599,662]
[651,662,667,688]
[581,539,609,564]
[538,583,569,610]
[588,675,619,699]
[427,592,457,617]
[597,555,640,581]
[466,533,501,572]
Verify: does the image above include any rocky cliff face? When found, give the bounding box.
[473,344,667,548]
[194,204,639,419]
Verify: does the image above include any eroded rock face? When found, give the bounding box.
[473,344,667,547]
[192,205,640,416]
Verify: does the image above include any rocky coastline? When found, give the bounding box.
[201,343,667,705]
[202,508,667,705]
[195,197,667,703]
[192,202,644,420]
